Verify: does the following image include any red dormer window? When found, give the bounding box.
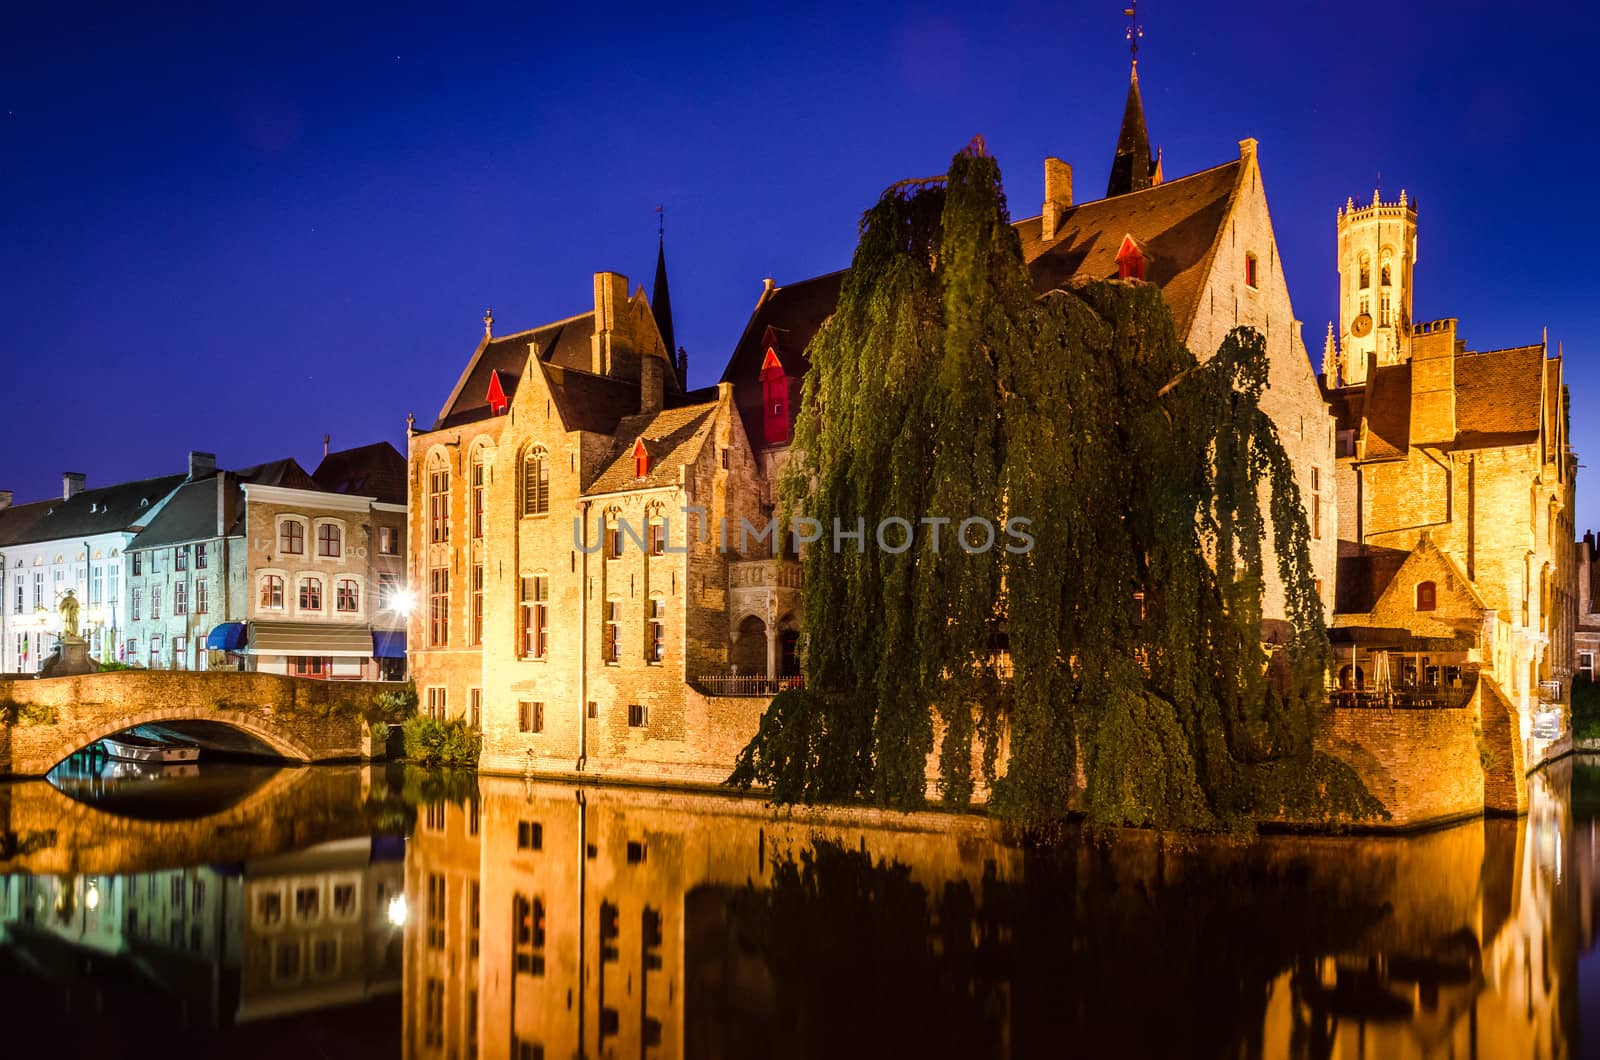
[486,370,509,416]
[761,347,790,445]
[633,438,650,479]
[1116,236,1145,282]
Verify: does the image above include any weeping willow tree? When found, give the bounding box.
[729,140,1380,829]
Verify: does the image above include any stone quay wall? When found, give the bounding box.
[0,670,391,776]
[1317,702,1485,828]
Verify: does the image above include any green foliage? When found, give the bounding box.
[96,659,137,672]
[733,141,1363,829]
[370,721,391,745]
[402,716,481,767]
[373,681,419,719]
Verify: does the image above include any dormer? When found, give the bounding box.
[632,438,650,479]
[486,370,510,416]
[1116,235,1147,282]
[760,329,791,446]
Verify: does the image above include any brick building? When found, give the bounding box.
[1574,532,1600,681]
[1325,193,1576,760]
[406,59,1337,785]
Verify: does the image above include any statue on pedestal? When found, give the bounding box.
[59,589,81,641]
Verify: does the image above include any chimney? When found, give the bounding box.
[640,352,664,416]
[677,346,689,389]
[323,433,331,458]
[188,450,217,479]
[590,271,630,376]
[0,489,12,511]
[1409,317,1457,447]
[1041,157,1073,241]
[63,473,85,500]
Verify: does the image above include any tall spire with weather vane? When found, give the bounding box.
[650,205,677,368]
[1107,2,1158,198]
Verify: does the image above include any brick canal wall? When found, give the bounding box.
[0,670,391,776]
[1317,701,1485,827]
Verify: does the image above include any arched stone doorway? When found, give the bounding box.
[732,615,768,675]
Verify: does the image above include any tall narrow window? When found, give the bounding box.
[132,553,142,576]
[175,546,188,571]
[518,701,544,733]
[469,688,482,731]
[426,874,445,950]
[603,600,620,664]
[521,575,548,658]
[150,585,161,620]
[1310,468,1322,541]
[317,523,342,557]
[428,461,450,543]
[1381,263,1392,286]
[471,564,484,644]
[378,526,397,555]
[174,581,187,615]
[604,523,622,559]
[429,568,449,646]
[1358,254,1371,289]
[513,894,546,976]
[131,587,142,621]
[648,598,665,663]
[1244,252,1258,289]
[471,449,486,538]
[281,520,304,555]
[522,448,549,515]
[647,520,666,557]
[196,578,209,614]
[196,542,208,569]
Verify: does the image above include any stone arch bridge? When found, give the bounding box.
[0,670,390,777]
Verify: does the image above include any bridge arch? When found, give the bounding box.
[45,706,319,771]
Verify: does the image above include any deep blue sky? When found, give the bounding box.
[3,2,1596,525]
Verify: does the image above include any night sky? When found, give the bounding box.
[3,3,1596,525]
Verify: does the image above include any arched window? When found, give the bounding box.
[427,455,449,543]
[1415,581,1436,611]
[336,578,360,613]
[316,523,342,558]
[280,520,305,555]
[299,577,323,612]
[260,574,284,610]
[1381,263,1392,286]
[522,448,549,516]
[1358,254,1371,289]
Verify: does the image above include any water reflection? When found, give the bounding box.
[0,759,1595,1056]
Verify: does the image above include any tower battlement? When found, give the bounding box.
[1338,190,1418,226]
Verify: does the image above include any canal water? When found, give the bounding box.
[0,756,1596,1058]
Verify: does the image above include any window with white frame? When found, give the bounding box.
[280,519,305,555]
[260,574,284,610]
[299,577,323,611]
[195,578,209,614]
[336,578,359,613]
[174,581,187,615]
[316,522,342,558]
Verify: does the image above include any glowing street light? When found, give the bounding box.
[390,588,418,617]
[387,892,408,927]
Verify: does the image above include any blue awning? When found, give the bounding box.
[205,622,247,651]
[372,630,406,659]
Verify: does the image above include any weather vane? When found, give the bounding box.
[1124,2,1142,62]
[655,203,664,241]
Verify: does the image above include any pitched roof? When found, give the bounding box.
[1454,343,1546,448]
[313,441,407,504]
[0,472,187,548]
[719,159,1244,445]
[1359,363,1412,460]
[1106,63,1157,198]
[435,314,598,430]
[542,362,649,435]
[1334,544,1411,615]
[129,459,318,549]
[1016,159,1241,336]
[586,400,720,495]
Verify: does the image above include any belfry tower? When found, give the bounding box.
[1328,190,1418,387]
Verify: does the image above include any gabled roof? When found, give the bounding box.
[1358,363,1412,460]
[719,159,1245,446]
[1334,543,1411,615]
[313,441,406,505]
[129,458,319,550]
[435,313,598,430]
[586,400,720,495]
[1017,159,1241,336]
[541,362,649,436]
[0,472,188,548]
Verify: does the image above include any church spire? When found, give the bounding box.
[650,206,676,366]
[1107,3,1156,199]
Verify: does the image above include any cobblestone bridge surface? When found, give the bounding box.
[0,670,391,777]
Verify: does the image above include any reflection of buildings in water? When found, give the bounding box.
[402,779,1017,1059]
[403,788,482,1057]
[0,835,404,1027]
[1259,761,1579,1059]
[1574,759,1600,957]
[400,769,1592,1060]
